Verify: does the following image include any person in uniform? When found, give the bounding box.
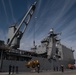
[37,63,40,73]
[9,65,12,75]
[12,65,15,74]
[16,66,18,73]
[56,67,58,71]
[61,65,64,72]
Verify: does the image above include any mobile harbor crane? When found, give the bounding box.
[7,2,37,49]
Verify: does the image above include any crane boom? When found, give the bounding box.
[7,2,37,47]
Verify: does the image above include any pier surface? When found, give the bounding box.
[0,70,76,75]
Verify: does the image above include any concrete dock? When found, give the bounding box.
[0,70,76,75]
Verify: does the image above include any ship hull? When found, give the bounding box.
[0,56,75,72]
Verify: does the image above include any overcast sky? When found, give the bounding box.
[0,0,76,59]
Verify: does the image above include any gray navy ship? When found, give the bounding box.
[0,2,75,72]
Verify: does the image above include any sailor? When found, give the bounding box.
[56,67,58,71]
[16,66,18,73]
[9,65,12,75]
[12,65,15,74]
[53,67,55,71]
[61,65,64,72]
[37,63,40,73]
